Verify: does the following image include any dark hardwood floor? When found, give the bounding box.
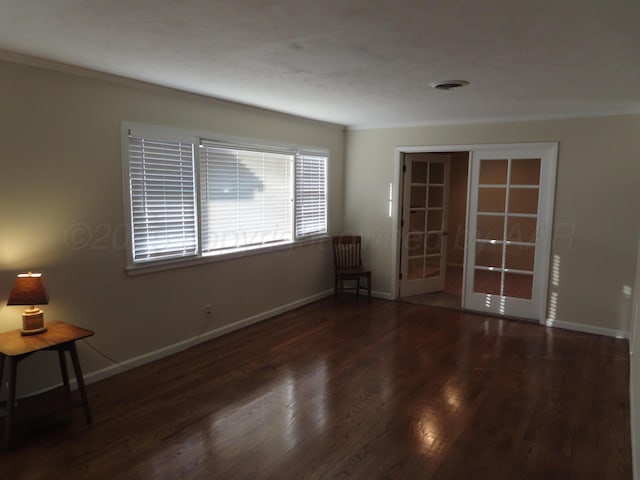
[0,297,631,479]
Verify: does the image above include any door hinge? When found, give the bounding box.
[402,164,407,173]
[401,219,404,227]
[399,272,403,280]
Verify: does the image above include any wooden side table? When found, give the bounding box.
[0,321,94,448]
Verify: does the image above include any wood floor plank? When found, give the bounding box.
[0,297,631,479]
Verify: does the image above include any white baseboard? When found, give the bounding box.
[331,290,394,300]
[19,289,334,398]
[542,318,629,339]
[83,289,335,386]
[372,290,395,300]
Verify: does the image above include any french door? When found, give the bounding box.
[400,153,451,297]
[464,145,557,320]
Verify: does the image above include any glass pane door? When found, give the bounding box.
[401,154,450,297]
[464,146,556,320]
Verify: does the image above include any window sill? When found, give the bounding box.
[125,236,330,276]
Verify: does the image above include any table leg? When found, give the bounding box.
[0,354,4,447]
[58,350,71,393]
[68,342,92,424]
[5,358,17,448]
[0,354,5,396]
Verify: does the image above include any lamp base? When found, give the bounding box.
[21,309,47,336]
[21,326,47,336]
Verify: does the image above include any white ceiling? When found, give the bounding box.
[0,0,639,128]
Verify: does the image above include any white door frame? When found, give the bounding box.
[391,142,558,322]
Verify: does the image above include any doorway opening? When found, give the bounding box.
[393,143,557,323]
[399,151,469,309]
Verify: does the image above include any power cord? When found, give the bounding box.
[80,312,213,371]
[81,339,132,371]
[191,309,214,347]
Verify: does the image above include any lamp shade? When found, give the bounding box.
[7,273,49,306]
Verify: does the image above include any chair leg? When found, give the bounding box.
[356,277,360,297]
[334,275,338,295]
[367,273,371,298]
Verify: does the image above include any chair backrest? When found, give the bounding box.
[332,236,363,269]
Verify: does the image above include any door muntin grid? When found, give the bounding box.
[408,160,446,280]
[473,158,540,300]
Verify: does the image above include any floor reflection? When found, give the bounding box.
[210,358,328,459]
[442,380,462,412]
[415,407,442,456]
[0,297,630,479]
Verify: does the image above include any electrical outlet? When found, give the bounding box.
[204,304,212,319]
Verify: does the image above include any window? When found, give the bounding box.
[128,136,197,263]
[125,126,328,268]
[200,142,293,253]
[295,153,328,238]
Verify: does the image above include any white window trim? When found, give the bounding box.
[125,236,329,276]
[121,122,330,275]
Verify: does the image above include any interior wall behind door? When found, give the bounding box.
[446,153,469,268]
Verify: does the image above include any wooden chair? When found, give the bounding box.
[332,235,371,297]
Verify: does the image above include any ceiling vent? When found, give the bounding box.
[430,80,470,91]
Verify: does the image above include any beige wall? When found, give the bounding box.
[0,59,345,396]
[345,114,640,333]
[1,55,638,398]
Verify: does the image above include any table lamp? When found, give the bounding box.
[7,272,49,335]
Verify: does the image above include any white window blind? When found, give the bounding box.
[200,142,293,253]
[128,136,197,263]
[295,153,327,238]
